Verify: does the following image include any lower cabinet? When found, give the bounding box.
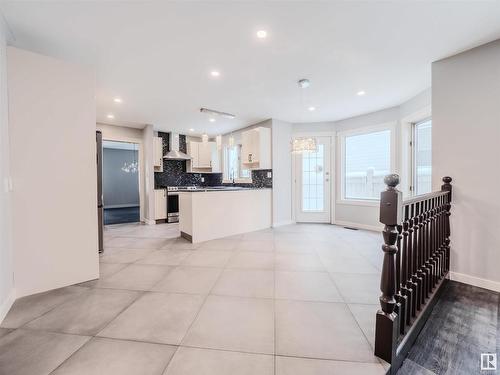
[154,189,167,220]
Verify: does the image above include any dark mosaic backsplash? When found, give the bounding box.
[224,169,273,189]
[154,131,272,189]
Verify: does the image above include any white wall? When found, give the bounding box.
[142,124,156,224]
[0,18,15,322]
[271,119,293,226]
[432,39,500,291]
[8,47,98,298]
[291,90,431,231]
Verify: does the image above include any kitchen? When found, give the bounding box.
[152,122,273,243]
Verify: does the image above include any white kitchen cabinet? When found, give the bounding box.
[154,189,167,220]
[189,141,219,172]
[241,127,271,169]
[153,136,163,171]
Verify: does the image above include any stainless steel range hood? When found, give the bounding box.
[163,132,191,160]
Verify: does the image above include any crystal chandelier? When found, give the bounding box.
[291,137,317,153]
[121,143,138,173]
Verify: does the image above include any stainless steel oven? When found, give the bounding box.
[167,189,179,223]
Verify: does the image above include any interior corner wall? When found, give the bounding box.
[432,39,500,291]
[8,47,98,298]
[142,124,156,224]
[0,20,15,322]
[271,119,293,226]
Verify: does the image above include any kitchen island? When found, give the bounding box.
[178,188,272,243]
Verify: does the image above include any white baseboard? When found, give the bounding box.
[0,289,16,325]
[143,218,156,225]
[449,272,500,293]
[272,220,295,228]
[334,220,382,232]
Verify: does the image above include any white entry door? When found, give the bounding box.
[294,136,332,223]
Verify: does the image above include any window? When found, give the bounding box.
[302,144,325,211]
[413,119,432,195]
[342,129,392,200]
[223,144,251,182]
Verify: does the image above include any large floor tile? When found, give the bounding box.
[212,269,274,298]
[182,250,232,267]
[98,292,204,345]
[106,236,168,249]
[1,286,87,328]
[183,295,274,354]
[226,251,274,270]
[276,356,385,375]
[52,337,176,375]
[164,347,274,375]
[329,273,380,304]
[95,264,172,291]
[198,239,238,251]
[0,329,90,375]
[100,248,154,264]
[275,253,324,271]
[137,250,192,266]
[165,238,200,250]
[274,239,314,253]
[275,271,343,302]
[98,262,129,278]
[152,266,222,295]
[0,328,12,339]
[26,288,140,335]
[236,239,274,252]
[275,300,376,362]
[318,251,379,274]
[348,303,378,348]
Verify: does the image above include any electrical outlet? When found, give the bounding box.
[201,177,205,183]
[267,171,272,178]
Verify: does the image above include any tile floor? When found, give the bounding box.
[0,222,387,375]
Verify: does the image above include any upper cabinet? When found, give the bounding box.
[153,136,163,171]
[188,141,220,173]
[241,127,271,169]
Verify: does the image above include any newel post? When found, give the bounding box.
[374,174,402,363]
[441,176,452,270]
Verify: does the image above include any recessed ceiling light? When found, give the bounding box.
[256,30,267,39]
[113,97,122,103]
[189,128,195,132]
[357,90,366,96]
[209,118,216,123]
[308,106,316,111]
[107,114,115,119]
[210,70,220,77]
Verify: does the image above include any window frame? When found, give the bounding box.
[410,118,432,196]
[222,144,252,184]
[337,122,397,206]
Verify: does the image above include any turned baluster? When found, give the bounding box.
[411,202,423,310]
[400,205,412,326]
[407,204,417,317]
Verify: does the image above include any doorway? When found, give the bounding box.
[102,140,140,225]
[294,136,332,223]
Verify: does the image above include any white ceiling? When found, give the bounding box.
[2,1,500,135]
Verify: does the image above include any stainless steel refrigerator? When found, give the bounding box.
[96,130,104,253]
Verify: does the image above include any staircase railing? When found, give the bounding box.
[374,174,452,373]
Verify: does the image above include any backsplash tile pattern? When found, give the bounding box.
[154,131,272,189]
